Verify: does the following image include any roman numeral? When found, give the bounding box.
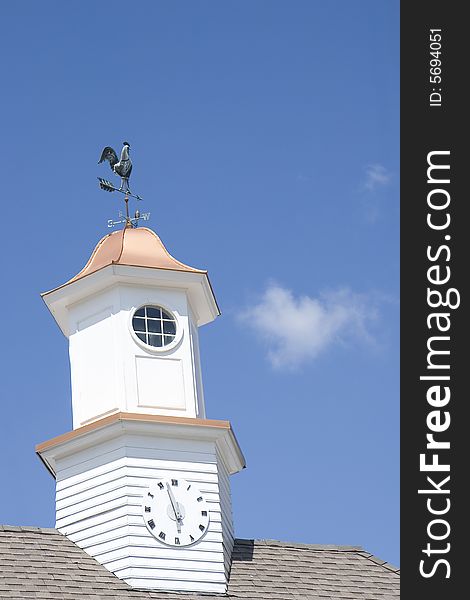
[197,496,203,502]
[158,482,164,490]
[201,510,207,516]
[190,535,194,543]
[144,506,151,512]
[171,479,178,486]
[199,524,205,532]
[175,537,180,545]
[147,519,155,529]
[159,531,166,540]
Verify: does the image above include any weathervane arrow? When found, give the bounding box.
[97,177,143,201]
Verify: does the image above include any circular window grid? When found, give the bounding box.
[132,305,177,349]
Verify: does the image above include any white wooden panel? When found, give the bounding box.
[65,509,222,546]
[188,317,205,418]
[56,485,134,514]
[116,535,224,554]
[68,516,129,543]
[56,459,128,491]
[95,545,224,565]
[120,526,223,545]
[56,495,129,528]
[115,524,223,540]
[69,534,127,556]
[58,480,221,511]
[57,474,127,503]
[216,447,234,579]
[57,445,127,478]
[57,493,221,528]
[136,356,186,410]
[56,508,128,533]
[71,304,119,427]
[56,438,217,480]
[57,455,218,493]
[57,480,128,509]
[66,525,129,548]
[57,471,223,504]
[106,556,225,573]
[61,508,130,537]
[124,451,217,468]
[124,577,226,594]
[83,534,225,557]
[114,566,226,583]
[124,436,218,456]
[131,510,221,525]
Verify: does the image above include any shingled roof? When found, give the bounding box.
[0,526,399,599]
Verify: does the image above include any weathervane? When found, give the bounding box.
[98,141,150,228]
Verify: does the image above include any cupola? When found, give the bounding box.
[37,224,244,594]
[42,227,219,428]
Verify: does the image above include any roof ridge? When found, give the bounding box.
[356,550,400,574]
[0,524,60,534]
[235,538,363,551]
[241,538,400,571]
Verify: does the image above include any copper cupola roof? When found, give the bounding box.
[67,227,206,285]
[42,226,219,335]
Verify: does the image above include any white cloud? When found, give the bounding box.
[364,164,391,191]
[240,284,377,370]
[361,164,393,223]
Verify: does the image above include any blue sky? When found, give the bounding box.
[0,2,399,566]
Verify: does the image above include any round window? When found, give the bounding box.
[132,305,177,349]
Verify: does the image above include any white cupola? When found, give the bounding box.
[37,225,245,594]
[42,226,219,428]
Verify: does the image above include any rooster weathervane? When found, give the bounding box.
[97,141,150,228]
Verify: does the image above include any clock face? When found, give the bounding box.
[142,478,210,547]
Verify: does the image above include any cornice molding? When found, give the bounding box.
[37,412,246,476]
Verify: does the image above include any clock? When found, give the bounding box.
[142,477,210,547]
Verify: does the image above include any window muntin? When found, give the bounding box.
[132,306,177,348]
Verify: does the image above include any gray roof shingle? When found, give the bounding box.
[0,525,399,599]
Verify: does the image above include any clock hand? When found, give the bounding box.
[166,483,182,518]
[166,483,183,532]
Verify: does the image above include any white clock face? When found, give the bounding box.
[142,477,210,547]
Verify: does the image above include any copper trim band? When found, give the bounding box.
[36,412,231,453]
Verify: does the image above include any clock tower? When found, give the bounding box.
[37,225,245,594]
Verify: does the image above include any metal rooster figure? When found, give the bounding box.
[98,142,149,228]
[99,141,133,194]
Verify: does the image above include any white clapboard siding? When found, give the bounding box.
[216,447,235,579]
[56,454,220,494]
[56,496,128,529]
[124,535,224,554]
[124,576,226,594]
[114,566,226,584]
[92,544,225,565]
[58,461,219,498]
[58,504,130,536]
[67,515,129,543]
[106,555,226,573]
[57,479,221,510]
[52,431,235,594]
[56,436,218,480]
